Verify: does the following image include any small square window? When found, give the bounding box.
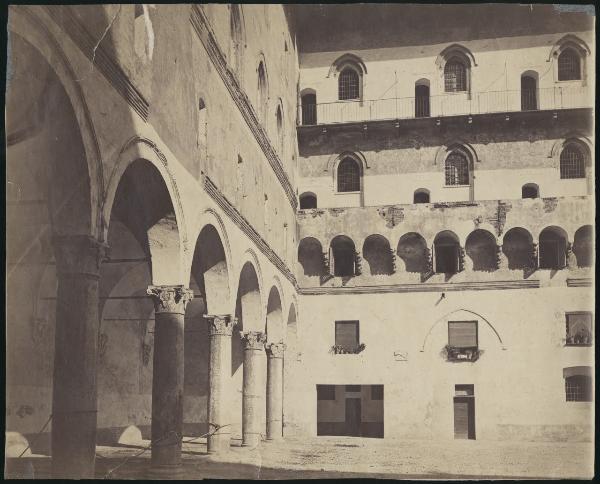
[371,385,384,400]
[317,385,336,400]
[565,375,592,402]
[566,312,593,346]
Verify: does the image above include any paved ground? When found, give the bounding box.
[5,436,595,480]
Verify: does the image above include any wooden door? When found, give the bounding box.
[454,397,475,439]
[345,398,361,436]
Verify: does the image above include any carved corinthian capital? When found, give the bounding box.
[240,331,266,350]
[205,314,236,336]
[147,285,194,314]
[52,235,109,278]
[265,342,286,358]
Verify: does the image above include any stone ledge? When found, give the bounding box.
[298,279,540,295]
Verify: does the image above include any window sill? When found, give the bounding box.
[565,343,593,347]
[443,184,470,188]
[335,191,361,195]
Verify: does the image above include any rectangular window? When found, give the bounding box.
[566,312,593,346]
[448,321,478,349]
[371,385,384,400]
[335,320,359,351]
[317,385,336,400]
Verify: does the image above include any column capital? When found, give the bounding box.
[147,285,194,315]
[240,331,266,350]
[205,314,237,336]
[52,235,109,278]
[265,342,286,358]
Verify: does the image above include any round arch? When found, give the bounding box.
[266,285,284,343]
[9,8,104,239]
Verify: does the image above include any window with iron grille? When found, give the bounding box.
[317,385,336,400]
[337,158,361,192]
[560,145,585,179]
[448,321,478,349]
[444,60,467,92]
[445,152,469,185]
[338,68,360,100]
[566,312,593,346]
[346,385,361,392]
[335,321,359,351]
[565,375,592,402]
[558,49,581,81]
[371,385,384,400]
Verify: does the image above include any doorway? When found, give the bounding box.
[453,384,475,439]
[345,398,361,436]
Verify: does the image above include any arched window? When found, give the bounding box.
[539,227,567,269]
[434,231,461,274]
[521,75,538,111]
[397,232,428,273]
[257,61,268,122]
[298,237,324,277]
[445,151,469,186]
[573,225,593,268]
[301,92,317,125]
[564,371,592,402]
[558,49,581,81]
[299,192,317,209]
[444,58,467,92]
[363,234,394,275]
[465,230,497,272]
[330,236,356,277]
[502,228,534,270]
[521,183,539,199]
[337,158,360,192]
[415,82,430,117]
[560,144,585,179]
[338,67,360,100]
[413,189,430,204]
[275,104,284,156]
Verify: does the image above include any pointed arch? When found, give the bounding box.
[328,52,367,78]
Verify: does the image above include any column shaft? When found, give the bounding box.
[266,342,285,440]
[241,331,266,447]
[51,235,107,479]
[148,285,193,467]
[206,314,235,453]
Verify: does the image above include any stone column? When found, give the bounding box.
[241,331,266,447]
[566,242,577,270]
[205,314,236,454]
[51,235,108,479]
[265,342,286,440]
[497,245,509,270]
[147,285,194,467]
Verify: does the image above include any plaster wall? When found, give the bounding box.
[292,286,594,441]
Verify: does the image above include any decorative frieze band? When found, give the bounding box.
[147,285,194,314]
[203,174,297,288]
[299,279,541,296]
[205,314,236,336]
[240,331,267,351]
[44,6,149,121]
[265,342,286,359]
[52,235,109,278]
[190,5,296,209]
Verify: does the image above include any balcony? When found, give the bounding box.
[299,86,591,126]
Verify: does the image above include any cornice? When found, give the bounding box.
[203,174,297,288]
[298,279,541,295]
[44,6,149,121]
[190,5,297,209]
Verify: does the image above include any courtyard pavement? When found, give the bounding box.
[5,436,595,480]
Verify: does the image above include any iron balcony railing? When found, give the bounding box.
[299,86,591,126]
